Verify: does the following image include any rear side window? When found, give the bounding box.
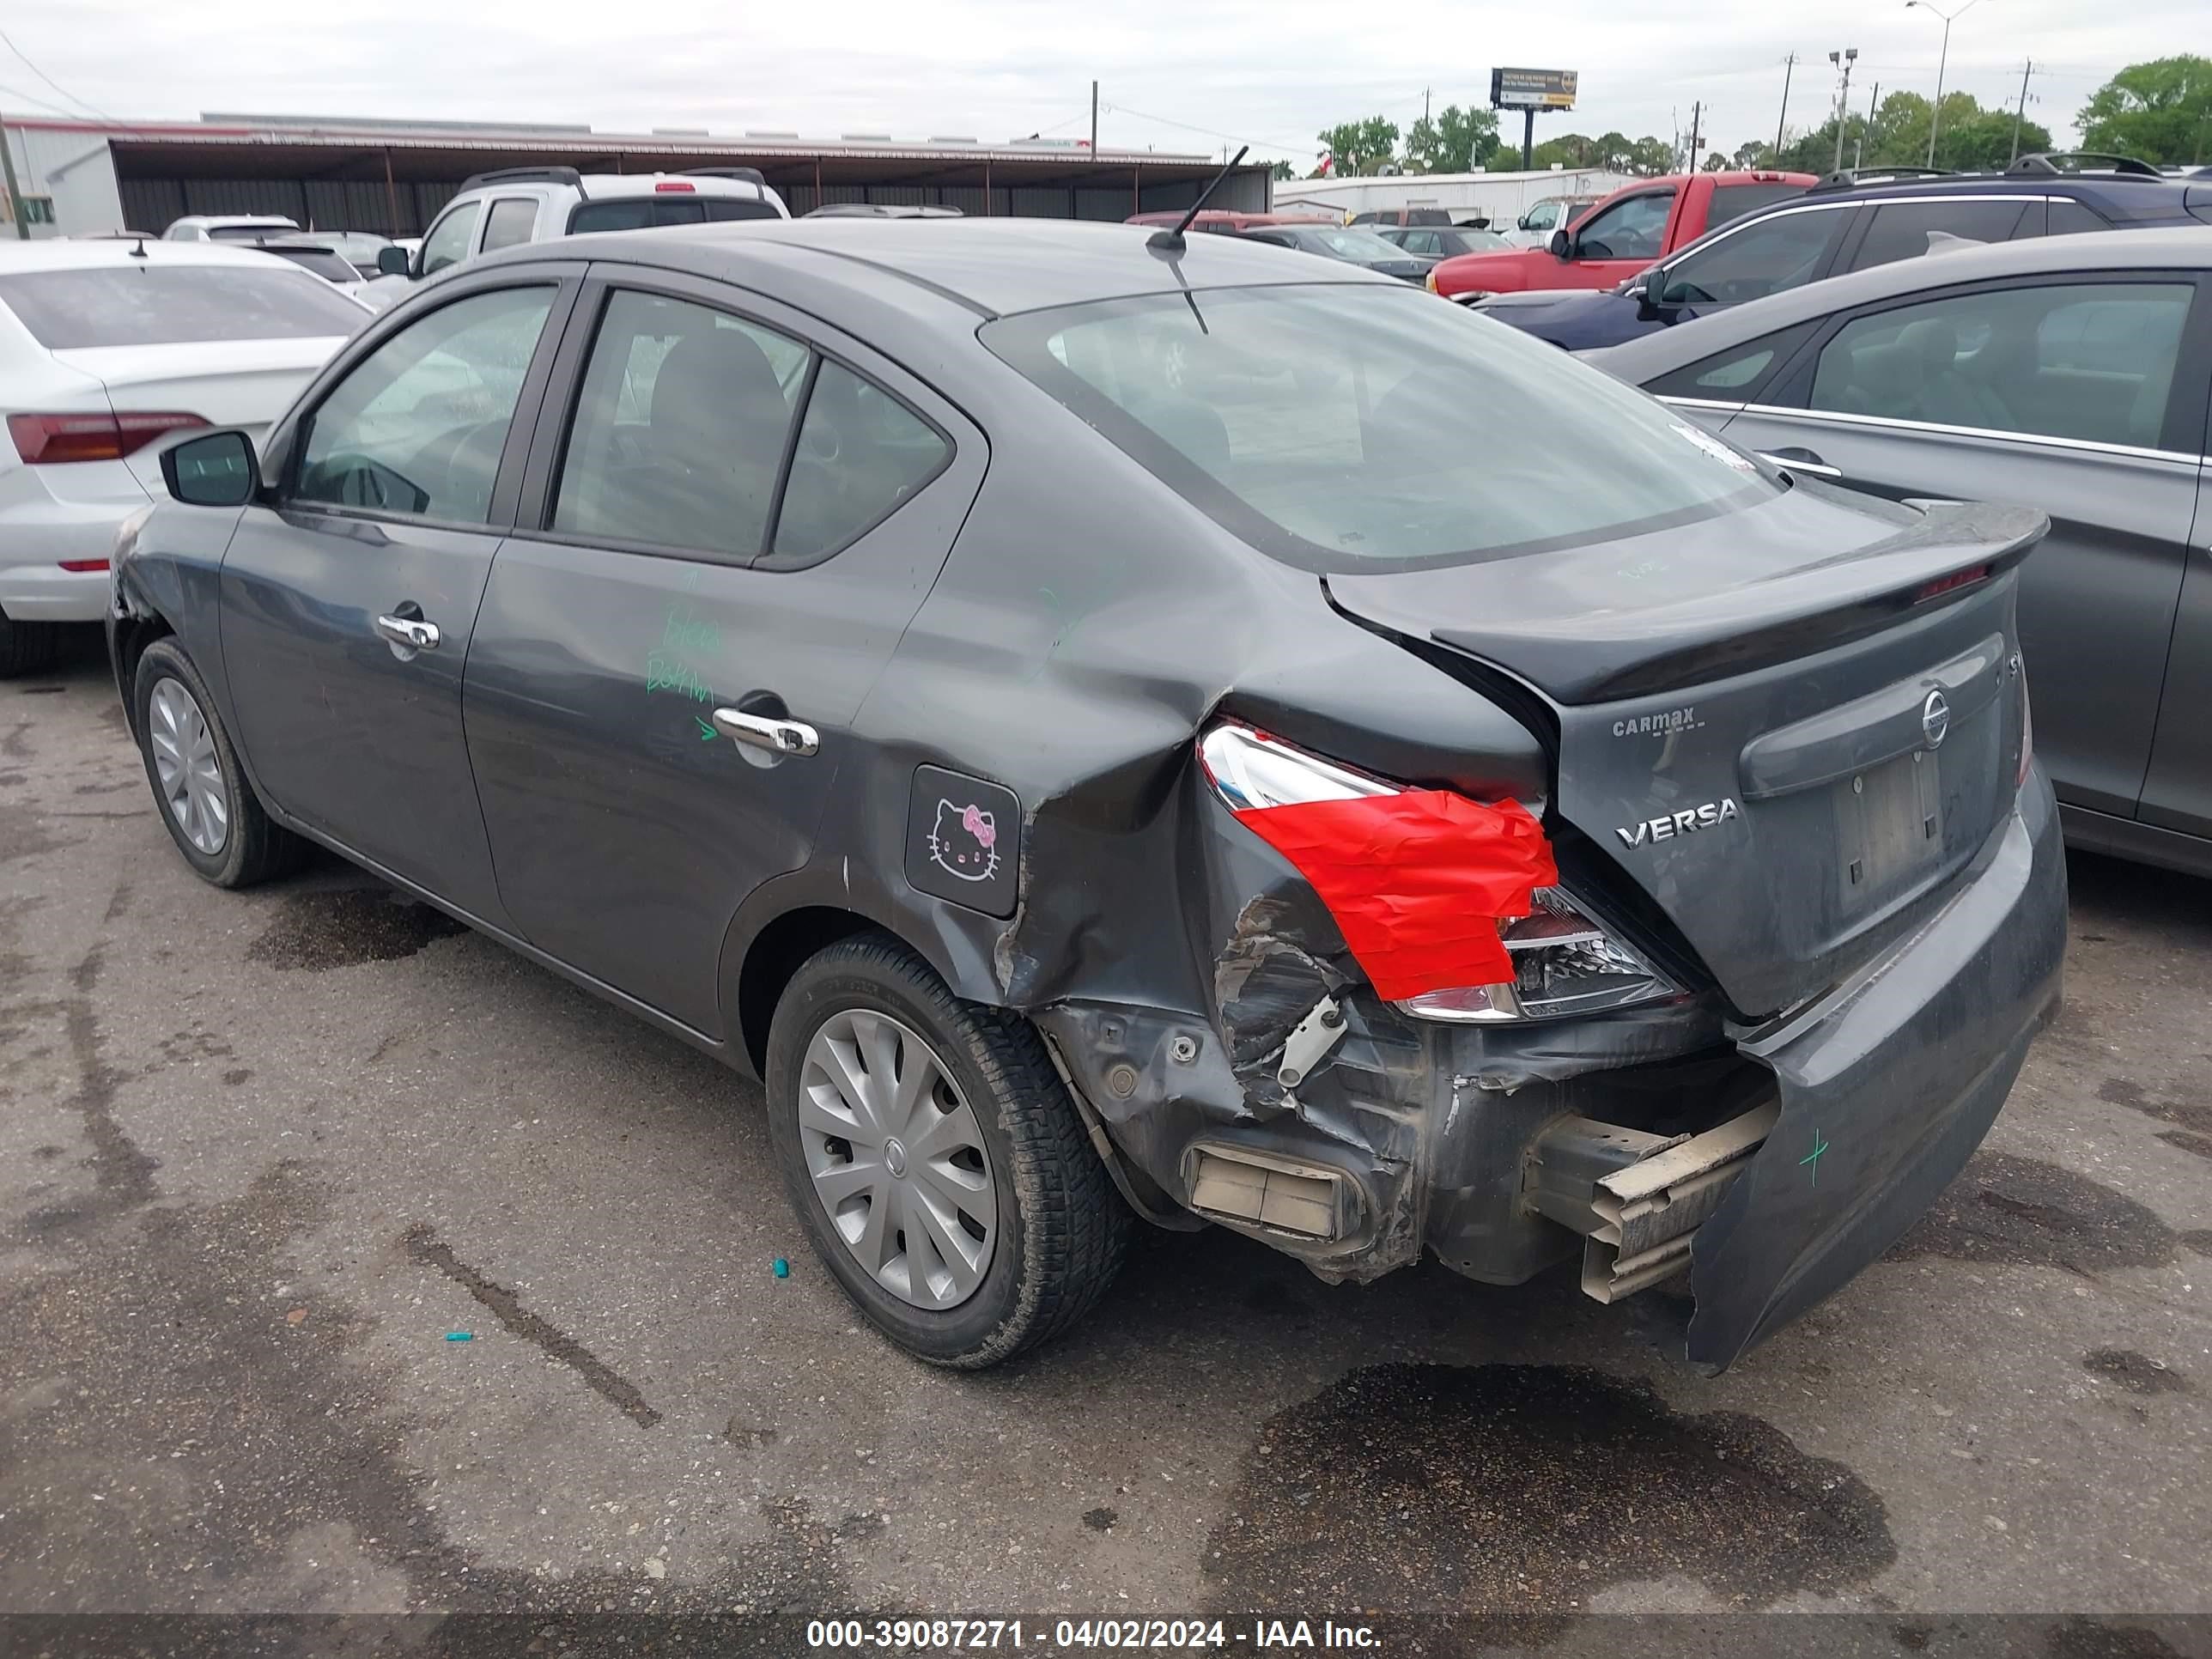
[552,290,807,557]
[295,286,554,523]
[1844,199,2032,272]
[1808,281,2194,448]
[773,361,951,562]
[2047,198,2109,236]
[566,196,780,234]
[1708,182,1808,228]
[0,264,363,348]
[480,198,539,252]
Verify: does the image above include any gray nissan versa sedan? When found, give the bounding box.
[108,217,2064,1373]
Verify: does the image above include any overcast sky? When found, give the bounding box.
[3,0,2183,164]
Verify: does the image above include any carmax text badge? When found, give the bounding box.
[1616,798,1741,848]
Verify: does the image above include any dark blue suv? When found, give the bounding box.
[1474,154,2212,350]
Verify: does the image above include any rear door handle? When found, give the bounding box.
[374,614,441,652]
[1758,448,1844,481]
[712,708,820,757]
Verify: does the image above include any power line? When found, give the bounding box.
[0,76,84,121]
[0,26,118,124]
[1098,101,1311,158]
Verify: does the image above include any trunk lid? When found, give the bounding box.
[1328,489,2045,1017]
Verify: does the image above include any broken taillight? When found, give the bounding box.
[1396,888,1680,1023]
[1198,722,1558,1001]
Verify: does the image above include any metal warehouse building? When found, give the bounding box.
[1,112,1272,238]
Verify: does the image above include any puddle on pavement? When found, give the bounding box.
[1885,1152,2173,1274]
[2181,1230,2212,1260]
[2095,1078,2212,1139]
[246,886,469,973]
[1203,1363,1893,1619]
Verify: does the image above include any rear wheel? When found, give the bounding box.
[0,614,66,678]
[132,638,307,888]
[765,933,1127,1367]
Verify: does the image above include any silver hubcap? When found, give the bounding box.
[148,676,228,857]
[799,1010,997,1310]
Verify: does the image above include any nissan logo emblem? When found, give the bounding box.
[1922,689,1951,749]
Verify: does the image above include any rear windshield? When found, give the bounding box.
[0,264,364,349]
[983,284,1775,571]
[205,223,297,241]
[567,197,781,234]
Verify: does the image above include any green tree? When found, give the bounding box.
[1316,116,1401,175]
[1778,90,2051,174]
[1404,104,1502,173]
[1729,140,1773,169]
[1270,158,1296,181]
[2077,55,2212,165]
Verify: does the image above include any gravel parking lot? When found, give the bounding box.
[3,647,2209,1652]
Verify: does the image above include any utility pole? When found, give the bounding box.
[1857,82,1880,167]
[1828,48,1858,173]
[1686,102,1703,170]
[1775,54,1796,158]
[2009,58,2033,161]
[1907,0,1984,168]
[0,112,27,241]
[1090,80,1098,155]
[1423,88,1431,125]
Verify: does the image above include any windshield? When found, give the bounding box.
[1300,228,1409,262]
[0,264,363,348]
[984,284,1774,570]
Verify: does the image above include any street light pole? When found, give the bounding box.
[1827,48,1858,173]
[1907,0,1984,168]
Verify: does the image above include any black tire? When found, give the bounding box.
[132,637,308,889]
[0,614,66,678]
[766,932,1127,1368]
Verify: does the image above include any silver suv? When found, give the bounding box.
[361,166,788,308]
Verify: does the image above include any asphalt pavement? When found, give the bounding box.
[2,644,2208,1656]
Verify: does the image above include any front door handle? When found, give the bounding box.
[712,708,820,757]
[374,614,441,652]
[1758,447,1844,481]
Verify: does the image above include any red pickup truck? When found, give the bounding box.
[1427,170,1818,302]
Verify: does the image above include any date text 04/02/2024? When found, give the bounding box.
[804,1618,1382,1650]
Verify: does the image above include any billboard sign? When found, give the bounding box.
[1490,68,1578,111]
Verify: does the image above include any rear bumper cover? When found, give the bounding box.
[1686,771,2066,1369]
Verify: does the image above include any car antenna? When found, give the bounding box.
[128,234,148,258]
[1148,145,1249,253]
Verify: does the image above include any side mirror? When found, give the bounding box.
[374,245,410,277]
[1547,228,1572,259]
[161,429,261,508]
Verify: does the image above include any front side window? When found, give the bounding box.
[987,284,1772,571]
[480,198,540,252]
[1844,199,2032,273]
[295,285,555,523]
[1656,209,1850,307]
[773,361,951,562]
[1808,280,2195,447]
[1575,191,1675,260]
[1521,202,1558,232]
[552,290,807,557]
[420,203,481,276]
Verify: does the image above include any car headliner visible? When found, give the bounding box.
[472,216,1404,320]
[1591,226,2212,380]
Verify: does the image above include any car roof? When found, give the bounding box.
[496,216,1403,317]
[1595,225,2212,378]
[0,238,329,272]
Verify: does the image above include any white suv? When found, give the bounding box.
[360,167,789,308]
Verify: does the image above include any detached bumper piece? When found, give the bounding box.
[1529,1103,1780,1304]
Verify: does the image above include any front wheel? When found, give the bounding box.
[132,638,307,888]
[765,933,1127,1367]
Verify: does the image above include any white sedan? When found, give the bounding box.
[0,240,368,673]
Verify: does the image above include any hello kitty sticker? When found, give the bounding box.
[906,767,1019,917]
